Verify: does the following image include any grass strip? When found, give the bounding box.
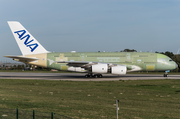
[0,79,179,118]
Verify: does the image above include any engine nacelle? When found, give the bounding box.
[91,64,108,73]
[111,65,127,75]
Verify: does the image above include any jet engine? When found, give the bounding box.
[111,65,127,75]
[91,64,108,73]
[91,64,127,75]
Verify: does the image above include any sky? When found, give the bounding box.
[0,0,180,61]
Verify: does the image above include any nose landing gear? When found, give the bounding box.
[163,70,169,77]
[163,73,168,77]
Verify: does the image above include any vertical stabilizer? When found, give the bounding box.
[7,21,49,55]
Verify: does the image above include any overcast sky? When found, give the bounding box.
[0,0,180,61]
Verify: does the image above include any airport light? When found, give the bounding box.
[116,100,119,119]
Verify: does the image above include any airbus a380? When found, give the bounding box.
[4,21,177,78]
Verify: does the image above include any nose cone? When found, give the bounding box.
[175,62,178,69]
[172,61,178,70]
[167,61,177,70]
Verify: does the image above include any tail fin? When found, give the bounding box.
[7,21,49,55]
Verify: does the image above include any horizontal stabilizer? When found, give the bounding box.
[4,55,39,62]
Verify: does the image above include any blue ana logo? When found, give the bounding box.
[14,30,38,52]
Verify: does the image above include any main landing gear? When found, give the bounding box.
[85,73,103,78]
[163,70,169,77]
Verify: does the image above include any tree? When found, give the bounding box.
[120,49,137,52]
[164,51,174,58]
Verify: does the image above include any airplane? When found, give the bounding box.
[4,21,178,78]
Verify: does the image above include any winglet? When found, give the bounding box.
[7,21,49,55]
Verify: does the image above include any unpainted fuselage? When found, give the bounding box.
[15,52,177,72]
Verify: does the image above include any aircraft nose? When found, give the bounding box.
[175,62,178,69]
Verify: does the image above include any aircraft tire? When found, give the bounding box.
[98,74,103,78]
[85,74,90,78]
[163,74,168,77]
[85,74,103,78]
[94,75,98,78]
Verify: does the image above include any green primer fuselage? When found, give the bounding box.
[46,52,177,72]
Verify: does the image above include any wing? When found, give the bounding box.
[56,61,97,69]
[56,61,142,73]
[56,61,119,70]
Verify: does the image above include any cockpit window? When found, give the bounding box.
[169,59,173,61]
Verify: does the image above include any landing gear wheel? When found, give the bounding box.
[85,73,93,78]
[93,74,103,78]
[89,74,94,78]
[94,75,98,78]
[163,74,168,77]
[85,74,90,78]
[85,73,103,78]
[97,74,103,78]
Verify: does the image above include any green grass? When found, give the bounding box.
[0,79,179,119]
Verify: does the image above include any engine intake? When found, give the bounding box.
[111,65,127,75]
[91,64,108,73]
